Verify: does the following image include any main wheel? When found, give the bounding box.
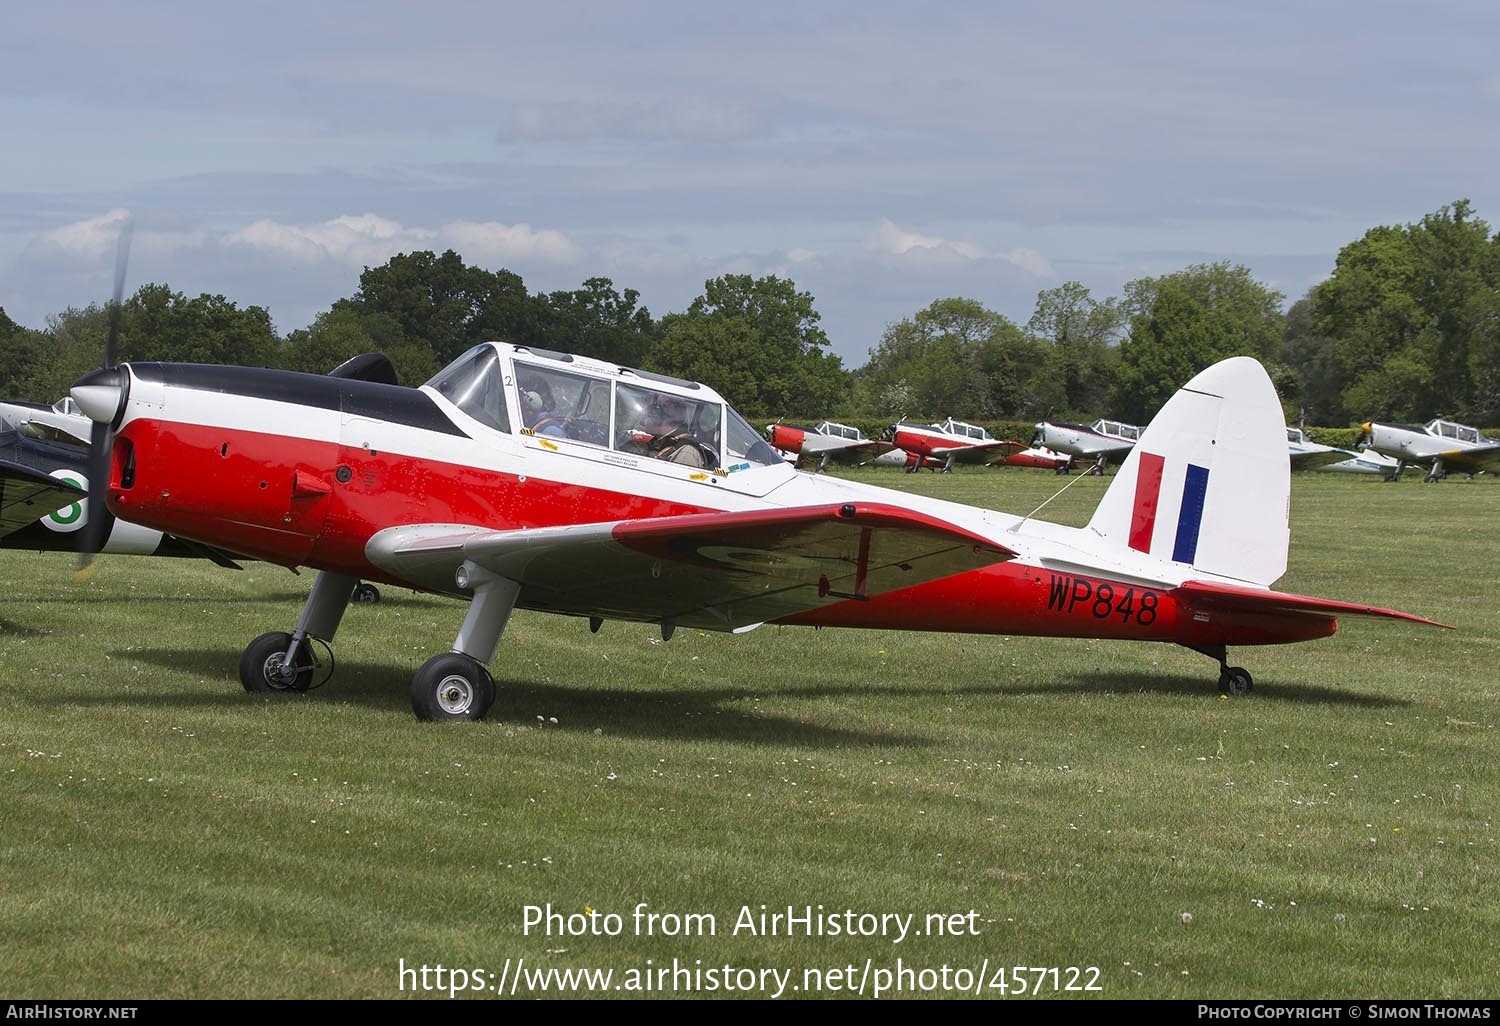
[1218,666,1254,695]
[351,582,381,603]
[239,631,314,693]
[411,653,496,722]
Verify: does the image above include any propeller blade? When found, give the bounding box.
[105,217,133,369]
[75,420,114,569]
[75,218,132,570]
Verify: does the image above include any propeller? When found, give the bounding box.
[74,218,133,571]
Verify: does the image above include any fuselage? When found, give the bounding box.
[87,345,1334,650]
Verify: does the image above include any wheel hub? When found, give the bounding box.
[436,674,474,714]
[262,653,299,689]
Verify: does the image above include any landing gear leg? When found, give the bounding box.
[410,561,519,721]
[1185,644,1254,696]
[239,570,356,693]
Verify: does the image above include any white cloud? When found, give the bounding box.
[228,214,435,266]
[862,218,1052,277]
[865,218,985,259]
[221,214,583,269]
[437,220,582,265]
[23,208,133,265]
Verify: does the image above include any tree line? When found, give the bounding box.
[3,200,1495,426]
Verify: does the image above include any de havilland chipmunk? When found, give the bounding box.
[765,420,897,471]
[62,333,1445,721]
[1033,417,1141,474]
[884,418,1032,473]
[1355,418,1500,482]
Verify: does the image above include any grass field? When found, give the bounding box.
[1,470,1495,999]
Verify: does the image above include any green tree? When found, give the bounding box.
[535,278,657,366]
[120,285,279,367]
[1025,281,1124,416]
[348,250,541,366]
[281,306,441,386]
[649,275,848,414]
[1281,292,1343,423]
[1113,263,1285,422]
[0,307,53,398]
[859,298,1042,418]
[1315,200,1497,421]
[1112,280,1240,423]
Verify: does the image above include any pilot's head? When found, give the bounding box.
[645,394,690,432]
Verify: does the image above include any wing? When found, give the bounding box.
[793,437,898,469]
[367,503,1015,631]
[1436,444,1500,475]
[0,458,84,540]
[933,440,1028,466]
[1289,447,1355,472]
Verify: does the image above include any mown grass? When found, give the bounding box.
[0,470,1494,999]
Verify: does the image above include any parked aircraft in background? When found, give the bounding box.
[886,418,1027,473]
[1033,418,1141,474]
[1285,427,1355,472]
[68,343,1442,720]
[0,395,93,445]
[1357,418,1500,482]
[765,420,896,471]
[1317,446,1401,478]
[994,445,1074,474]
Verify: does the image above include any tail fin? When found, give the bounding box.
[1086,357,1289,587]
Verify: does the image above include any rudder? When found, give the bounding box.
[1086,357,1289,587]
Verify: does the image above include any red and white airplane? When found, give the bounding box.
[70,345,1443,720]
[765,420,897,471]
[885,418,1030,473]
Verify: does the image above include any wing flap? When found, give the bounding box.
[368,503,1015,631]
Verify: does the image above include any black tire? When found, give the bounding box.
[351,582,381,603]
[1218,666,1254,696]
[239,631,314,693]
[410,653,496,722]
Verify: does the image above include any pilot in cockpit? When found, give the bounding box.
[519,377,568,438]
[618,391,716,468]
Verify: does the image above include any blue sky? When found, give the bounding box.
[3,1,1497,366]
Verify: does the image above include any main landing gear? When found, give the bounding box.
[1186,644,1254,695]
[239,563,520,722]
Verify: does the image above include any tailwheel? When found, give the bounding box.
[239,631,315,693]
[411,652,496,722]
[1218,666,1254,696]
[351,582,381,603]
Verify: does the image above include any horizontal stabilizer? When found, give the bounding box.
[1174,580,1450,628]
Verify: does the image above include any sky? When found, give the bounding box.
[2,1,1497,367]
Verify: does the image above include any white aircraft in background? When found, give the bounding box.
[1317,447,1401,479]
[0,395,93,445]
[1285,427,1355,472]
[1357,418,1500,482]
[1033,418,1141,475]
